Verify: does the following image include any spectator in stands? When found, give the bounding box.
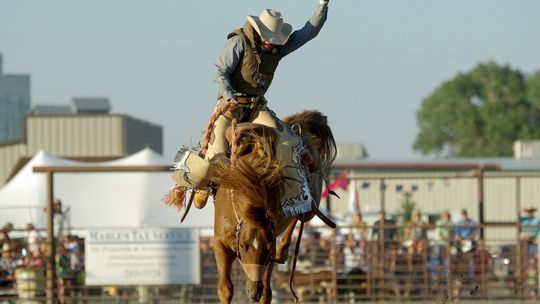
[343,237,367,273]
[25,223,42,257]
[341,236,368,300]
[301,229,331,268]
[519,206,539,295]
[454,209,477,277]
[403,209,428,263]
[402,209,428,297]
[455,209,477,245]
[347,211,368,245]
[343,211,368,273]
[24,246,45,268]
[63,235,81,273]
[433,210,453,276]
[372,211,397,246]
[54,199,70,240]
[56,245,71,304]
[195,238,217,303]
[520,207,539,257]
[473,239,492,280]
[0,223,13,248]
[0,243,17,288]
[43,199,70,242]
[371,211,399,296]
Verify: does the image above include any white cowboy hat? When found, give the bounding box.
[247,9,293,46]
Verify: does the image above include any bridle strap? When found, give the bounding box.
[289,217,305,303]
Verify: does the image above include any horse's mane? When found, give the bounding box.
[212,133,285,228]
[212,110,336,228]
[282,110,337,171]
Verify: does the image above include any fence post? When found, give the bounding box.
[378,179,385,300]
[330,228,337,303]
[515,177,523,298]
[45,171,56,304]
[477,167,485,239]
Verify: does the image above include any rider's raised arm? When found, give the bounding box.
[278,0,329,58]
[213,35,244,101]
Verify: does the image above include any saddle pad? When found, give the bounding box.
[275,120,313,217]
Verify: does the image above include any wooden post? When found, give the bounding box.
[477,167,485,239]
[325,195,331,213]
[330,228,337,303]
[45,171,56,304]
[515,177,523,298]
[378,179,385,300]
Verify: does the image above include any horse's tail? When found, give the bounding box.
[283,110,337,171]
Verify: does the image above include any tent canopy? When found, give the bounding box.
[0,148,214,231]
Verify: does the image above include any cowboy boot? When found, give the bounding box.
[193,189,210,209]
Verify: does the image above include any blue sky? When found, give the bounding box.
[1,0,539,160]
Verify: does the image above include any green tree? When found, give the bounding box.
[414,61,540,157]
[396,191,416,238]
[397,191,416,224]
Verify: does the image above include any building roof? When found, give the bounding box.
[332,157,540,171]
[31,104,72,115]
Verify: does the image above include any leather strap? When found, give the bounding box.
[235,96,258,104]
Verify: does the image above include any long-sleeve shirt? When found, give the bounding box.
[520,215,540,239]
[214,3,329,101]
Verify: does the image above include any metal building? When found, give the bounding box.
[0,54,31,142]
[0,98,162,187]
[327,157,540,242]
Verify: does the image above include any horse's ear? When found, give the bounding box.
[266,210,276,223]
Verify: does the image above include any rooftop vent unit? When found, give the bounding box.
[514,140,540,160]
[71,97,111,114]
[336,143,368,161]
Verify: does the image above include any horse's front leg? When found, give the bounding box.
[273,219,297,263]
[259,261,275,304]
[214,241,235,304]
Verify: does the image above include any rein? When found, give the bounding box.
[289,217,305,303]
[230,189,243,261]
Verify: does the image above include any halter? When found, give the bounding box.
[230,189,275,282]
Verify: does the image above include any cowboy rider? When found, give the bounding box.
[194,0,331,208]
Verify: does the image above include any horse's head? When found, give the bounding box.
[212,129,284,301]
[236,208,276,301]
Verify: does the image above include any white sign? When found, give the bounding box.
[85,228,200,285]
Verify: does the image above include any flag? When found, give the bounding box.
[321,170,349,198]
[348,178,360,213]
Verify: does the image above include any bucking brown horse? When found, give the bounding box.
[211,110,336,303]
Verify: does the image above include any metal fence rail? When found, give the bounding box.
[1,223,538,303]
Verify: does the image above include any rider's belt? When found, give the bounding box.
[235,96,258,104]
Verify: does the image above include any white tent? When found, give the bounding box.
[0,148,214,231]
